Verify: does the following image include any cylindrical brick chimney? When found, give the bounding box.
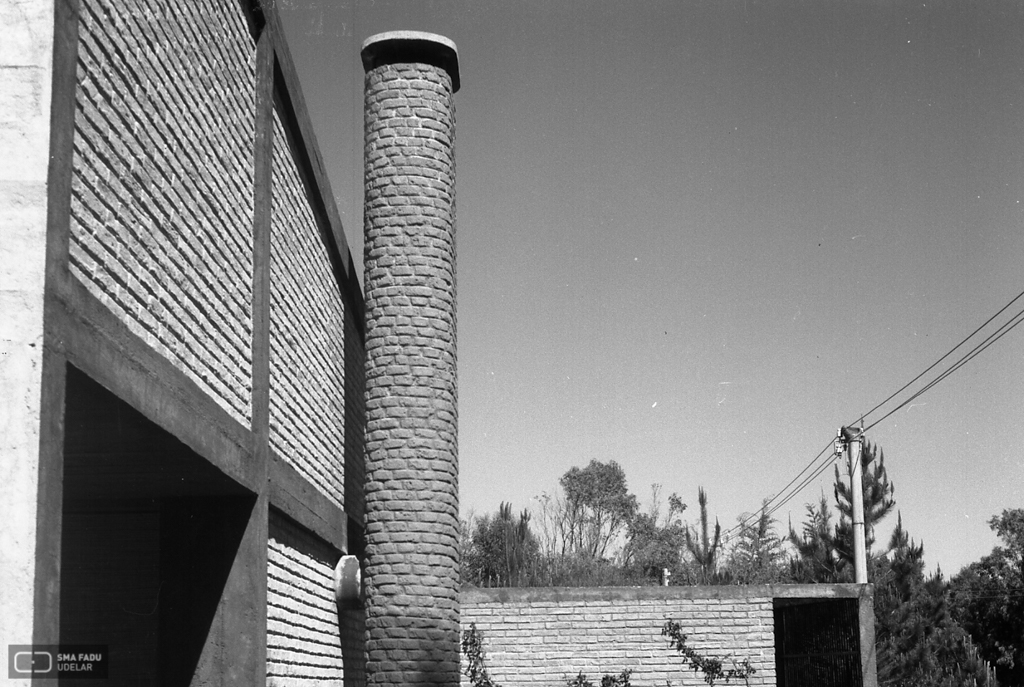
[361,31,461,686]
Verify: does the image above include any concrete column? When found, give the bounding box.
[0,0,56,653]
[361,31,461,686]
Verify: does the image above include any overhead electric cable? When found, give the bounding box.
[726,287,1024,540]
[761,450,841,524]
[849,287,1024,429]
[722,441,834,538]
[862,305,1024,433]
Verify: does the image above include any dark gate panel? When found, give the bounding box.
[775,598,862,687]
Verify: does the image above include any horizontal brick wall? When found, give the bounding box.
[460,586,777,687]
[69,0,255,426]
[269,107,346,509]
[267,511,345,686]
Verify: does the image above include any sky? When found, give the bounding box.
[275,0,1024,576]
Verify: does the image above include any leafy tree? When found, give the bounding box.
[623,485,687,583]
[833,439,896,574]
[685,487,723,585]
[949,509,1024,686]
[464,502,540,587]
[726,504,786,585]
[558,460,639,559]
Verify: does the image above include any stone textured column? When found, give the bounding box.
[361,31,461,686]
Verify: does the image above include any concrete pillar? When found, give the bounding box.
[361,31,461,686]
[0,0,57,653]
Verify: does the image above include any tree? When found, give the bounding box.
[558,460,639,559]
[873,514,994,687]
[833,439,896,575]
[788,494,844,583]
[685,487,723,585]
[464,502,540,587]
[623,484,687,583]
[949,509,1024,686]
[726,504,786,585]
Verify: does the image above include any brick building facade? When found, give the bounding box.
[2,1,460,685]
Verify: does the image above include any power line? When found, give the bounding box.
[862,304,1024,433]
[722,442,834,539]
[727,287,1024,540]
[725,448,842,539]
[764,451,841,522]
[850,287,1024,429]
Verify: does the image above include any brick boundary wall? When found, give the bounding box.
[461,586,778,687]
[461,584,877,687]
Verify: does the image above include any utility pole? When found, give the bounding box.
[836,425,868,584]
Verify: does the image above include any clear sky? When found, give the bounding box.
[277,0,1024,576]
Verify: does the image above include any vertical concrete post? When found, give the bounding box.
[361,32,461,686]
[0,0,57,652]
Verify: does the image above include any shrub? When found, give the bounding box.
[566,669,632,687]
[662,619,756,685]
[461,623,499,687]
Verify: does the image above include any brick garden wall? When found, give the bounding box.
[69,0,256,426]
[460,586,777,687]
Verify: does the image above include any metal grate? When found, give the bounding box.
[775,599,862,687]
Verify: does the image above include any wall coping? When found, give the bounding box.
[461,583,872,605]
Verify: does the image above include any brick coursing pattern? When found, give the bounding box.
[460,587,776,687]
[267,512,345,686]
[269,108,346,509]
[69,0,255,425]
[344,300,367,525]
[363,60,460,685]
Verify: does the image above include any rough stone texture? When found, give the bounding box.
[68,0,255,426]
[0,0,53,652]
[363,54,460,686]
[267,513,345,686]
[460,587,777,687]
[270,108,346,509]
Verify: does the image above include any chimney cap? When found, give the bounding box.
[361,31,460,92]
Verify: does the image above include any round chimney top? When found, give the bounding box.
[361,31,460,92]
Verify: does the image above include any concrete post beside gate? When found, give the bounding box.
[361,31,461,687]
